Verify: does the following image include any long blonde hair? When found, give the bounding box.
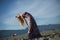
[16,14,25,26]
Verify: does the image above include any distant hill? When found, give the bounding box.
[38,24,60,31]
[0,24,60,38]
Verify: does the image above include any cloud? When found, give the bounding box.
[0,0,60,30]
[28,0,60,18]
[3,0,60,25]
[3,0,59,19]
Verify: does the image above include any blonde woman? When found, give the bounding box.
[16,12,42,40]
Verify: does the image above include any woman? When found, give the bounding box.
[23,12,42,39]
[16,12,42,40]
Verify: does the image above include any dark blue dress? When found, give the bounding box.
[24,12,42,39]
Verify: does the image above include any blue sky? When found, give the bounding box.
[0,0,60,30]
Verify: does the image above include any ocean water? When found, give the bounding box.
[0,24,60,38]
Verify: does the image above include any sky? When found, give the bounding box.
[0,0,60,30]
